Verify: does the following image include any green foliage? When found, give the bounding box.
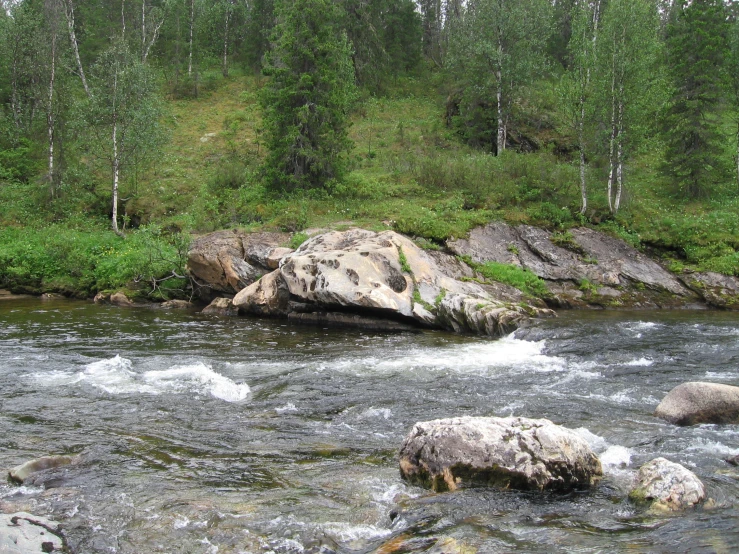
[260,0,358,192]
[289,232,309,250]
[662,0,731,198]
[397,246,412,274]
[0,224,190,298]
[473,260,551,299]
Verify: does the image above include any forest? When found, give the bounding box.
[1,0,738,300]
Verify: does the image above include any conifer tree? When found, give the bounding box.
[662,0,729,198]
[260,0,357,192]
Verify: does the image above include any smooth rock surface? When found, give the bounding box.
[630,457,706,512]
[201,297,238,316]
[398,416,602,492]
[187,230,290,299]
[277,229,546,337]
[110,292,133,307]
[233,270,290,316]
[8,455,77,484]
[655,382,739,425]
[0,512,64,554]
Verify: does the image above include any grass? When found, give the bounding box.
[1,66,738,299]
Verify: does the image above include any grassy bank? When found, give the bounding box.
[1,70,737,299]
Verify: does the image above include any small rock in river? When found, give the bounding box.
[629,457,706,512]
[8,455,78,485]
[398,416,602,492]
[655,381,739,425]
[0,512,64,554]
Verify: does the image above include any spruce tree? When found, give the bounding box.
[662,0,729,198]
[260,0,356,192]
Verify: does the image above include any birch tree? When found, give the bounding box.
[449,0,551,155]
[596,0,661,214]
[82,41,163,234]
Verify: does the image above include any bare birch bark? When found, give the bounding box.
[121,0,126,39]
[188,0,194,76]
[614,94,624,214]
[63,0,90,97]
[222,4,231,77]
[141,0,146,61]
[47,31,57,197]
[112,70,121,235]
[607,47,617,213]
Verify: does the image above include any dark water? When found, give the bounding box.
[0,298,737,553]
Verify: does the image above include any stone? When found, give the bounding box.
[93,292,109,304]
[655,382,739,425]
[110,292,133,307]
[630,457,706,512]
[232,270,290,316]
[265,247,294,269]
[160,299,194,309]
[398,416,602,492]
[278,229,546,337]
[201,297,238,316]
[287,311,420,332]
[40,293,64,300]
[0,513,64,554]
[447,222,694,306]
[681,271,739,309]
[187,230,291,299]
[8,455,77,485]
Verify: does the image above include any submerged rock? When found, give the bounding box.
[8,455,77,485]
[655,382,739,425]
[630,457,706,512]
[398,416,602,492]
[160,299,194,310]
[0,512,64,554]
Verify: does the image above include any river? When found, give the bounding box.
[0,297,737,553]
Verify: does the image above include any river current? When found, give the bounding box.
[0,297,737,553]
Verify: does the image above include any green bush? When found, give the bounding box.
[473,260,550,298]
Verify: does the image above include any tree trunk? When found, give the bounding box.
[47,35,56,197]
[222,5,231,78]
[579,95,587,215]
[188,0,194,76]
[607,47,617,214]
[112,114,120,234]
[63,0,90,97]
[121,0,126,39]
[141,0,146,61]
[614,93,624,214]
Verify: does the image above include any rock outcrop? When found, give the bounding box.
[448,222,696,308]
[680,271,739,309]
[186,230,291,301]
[201,297,238,316]
[398,416,602,492]
[655,382,739,425]
[231,229,550,337]
[630,457,706,512]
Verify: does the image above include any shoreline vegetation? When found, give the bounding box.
[2,2,738,306]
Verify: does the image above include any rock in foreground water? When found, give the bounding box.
[630,457,706,512]
[398,416,602,492]
[0,513,64,554]
[8,455,77,485]
[655,382,739,425]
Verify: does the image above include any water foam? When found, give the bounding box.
[600,445,631,469]
[319,335,565,376]
[34,356,250,402]
[626,358,654,367]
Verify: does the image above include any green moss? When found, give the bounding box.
[398,245,412,274]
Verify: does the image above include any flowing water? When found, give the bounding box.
[0,297,737,553]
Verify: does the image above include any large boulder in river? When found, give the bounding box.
[448,223,694,307]
[655,382,739,425]
[630,457,706,512]
[233,270,290,316]
[398,416,603,492]
[186,230,291,299]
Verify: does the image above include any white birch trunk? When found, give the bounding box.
[111,70,121,235]
[496,74,504,155]
[121,0,126,39]
[188,0,194,76]
[614,95,624,214]
[579,99,587,215]
[63,0,90,97]
[607,47,617,214]
[141,0,146,61]
[222,6,231,77]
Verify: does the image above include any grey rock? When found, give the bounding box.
[93,292,109,304]
[288,311,420,332]
[232,270,290,316]
[186,230,289,299]
[278,229,548,337]
[448,222,694,306]
[398,416,602,492]
[160,299,194,310]
[0,512,64,554]
[8,455,77,485]
[655,381,739,425]
[630,457,706,512]
[680,271,739,309]
[109,292,133,307]
[201,297,238,316]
